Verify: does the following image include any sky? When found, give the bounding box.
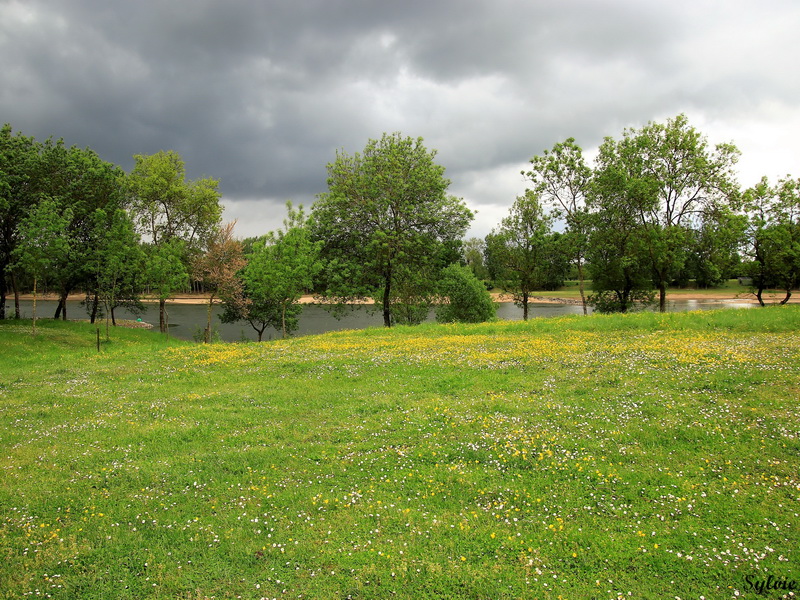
[2,0,799,240]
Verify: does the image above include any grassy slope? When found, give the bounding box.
[1,309,799,599]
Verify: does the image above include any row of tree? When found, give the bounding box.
[482,114,799,317]
[2,117,798,340]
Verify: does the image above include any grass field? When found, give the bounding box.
[1,307,799,599]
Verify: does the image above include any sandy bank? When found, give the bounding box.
[13,290,799,305]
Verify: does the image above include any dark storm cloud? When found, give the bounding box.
[2,0,799,237]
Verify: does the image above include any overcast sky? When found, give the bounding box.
[2,0,799,239]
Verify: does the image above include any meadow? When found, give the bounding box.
[1,307,798,599]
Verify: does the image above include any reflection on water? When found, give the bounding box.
[6,297,754,343]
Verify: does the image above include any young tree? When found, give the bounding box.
[194,221,246,343]
[145,239,190,333]
[592,115,740,311]
[523,137,593,314]
[435,264,496,324]
[11,198,72,334]
[486,191,568,320]
[311,133,473,327]
[89,208,146,339]
[127,150,223,331]
[221,203,321,340]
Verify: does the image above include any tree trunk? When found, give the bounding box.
[12,271,20,319]
[756,286,765,307]
[90,292,99,324]
[205,298,213,343]
[522,291,529,321]
[61,290,69,320]
[780,290,792,305]
[382,277,392,327]
[159,298,167,333]
[658,281,667,313]
[32,277,38,336]
[281,303,287,338]
[577,259,588,316]
[0,263,6,320]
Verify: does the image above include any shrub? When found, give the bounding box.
[436,264,496,323]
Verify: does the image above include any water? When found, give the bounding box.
[5,297,754,342]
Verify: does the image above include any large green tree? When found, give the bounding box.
[741,176,800,305]
[592,114,740,311]
[0,124,40,319]
[311,133,472,327]
[127,150,223,332]
[523,137,593,314]
[35,138,127,320]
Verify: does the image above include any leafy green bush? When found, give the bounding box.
[435,264,496,323]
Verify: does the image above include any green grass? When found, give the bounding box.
[1,309,799,599]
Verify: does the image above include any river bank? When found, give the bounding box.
[12,289,798,305]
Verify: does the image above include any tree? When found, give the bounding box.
[486,191,568,320]
[683,206,746,288]
[89,208,146,339]
[34,139,127,320]
[585,178,654,313]
[462,237,490,282]
[145,239,190,333]
[741,176,800,305]
[127,150,223,331]
[222,203,321,340]
[11,198,71,334]
[310,133,473,327]
[0,124,40,319]
[592,115,740,311]
[435,264,496,324]
[194,221,246,343]
[523,137,593,314]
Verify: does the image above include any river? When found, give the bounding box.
[5,297,755,342]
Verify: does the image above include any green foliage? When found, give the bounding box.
[11,197,73,333]
[741,176,800,304]
[311,132,473,327]
[127,150,223,331]
[145,239,189,332]
[127,150,222,250]
[435,263,496,323]
[462,237,489,281]
[591,114,741,311]
[89,208,146,337]
[486,191,568,319]
[523,137,593,312]
[223,203,321,340]
[0,124,41,318]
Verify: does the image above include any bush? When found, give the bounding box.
[436,264,496,323]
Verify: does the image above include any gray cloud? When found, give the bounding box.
[2,0,798,238]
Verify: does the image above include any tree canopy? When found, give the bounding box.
[311,133,473,326]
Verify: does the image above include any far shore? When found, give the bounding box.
[11,289,799,305]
